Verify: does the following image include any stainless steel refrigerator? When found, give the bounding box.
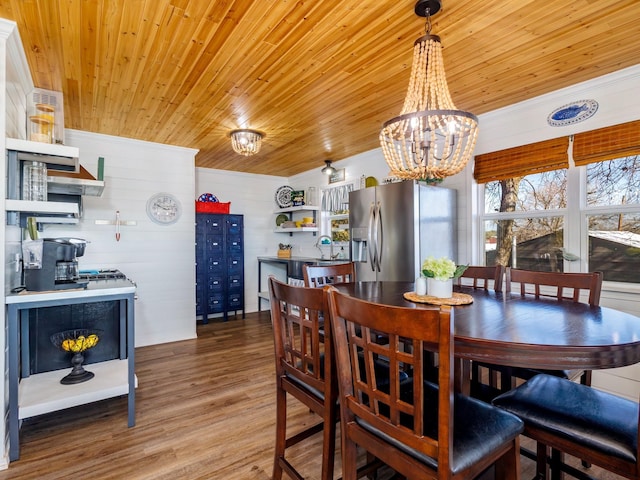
[349,180,457,282]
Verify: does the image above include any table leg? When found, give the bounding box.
[126,296,136,427]
[8,305,20,461]
[454,358,471,395]
[258,261,263,312]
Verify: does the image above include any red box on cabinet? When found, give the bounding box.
[195,201,230,214]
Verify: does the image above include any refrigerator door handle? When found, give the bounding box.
[375,202,382,272]
[368,203,377,271]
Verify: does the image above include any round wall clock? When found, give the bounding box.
[146,192,182,225]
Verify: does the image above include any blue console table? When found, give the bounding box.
[5,280,136,461]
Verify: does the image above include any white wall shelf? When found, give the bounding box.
[5,199,79,216]
[274,227,319,233]
[273,205,320,214]
[6,138,79,168]
[273,205,320,236]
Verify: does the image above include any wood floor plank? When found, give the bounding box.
[0,311,625,479]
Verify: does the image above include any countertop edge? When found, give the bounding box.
[6,281,136,304]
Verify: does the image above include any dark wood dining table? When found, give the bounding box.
[333,281,640,393]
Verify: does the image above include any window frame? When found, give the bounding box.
[478,156,640,290]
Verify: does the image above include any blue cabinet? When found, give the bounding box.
[196,213,245,322]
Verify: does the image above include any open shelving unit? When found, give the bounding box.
[273,205,320,235]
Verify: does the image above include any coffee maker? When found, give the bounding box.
[24,238,89,291]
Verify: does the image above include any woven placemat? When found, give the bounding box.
[403,291,474,305]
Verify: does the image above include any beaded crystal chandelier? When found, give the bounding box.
[230,129,264,156]
[380,0,478,181]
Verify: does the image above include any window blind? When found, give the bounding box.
[573,119,640,166]
[473,137,569,183]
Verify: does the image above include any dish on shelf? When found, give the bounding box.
[275,185,294,208]
[365,176,378,187]
[275,214,288,226]
[198,192,219,202]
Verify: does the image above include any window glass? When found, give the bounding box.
[586,156,640,206]
[484,217,565,272]
[587,213,640,283]
[484,169,567,214]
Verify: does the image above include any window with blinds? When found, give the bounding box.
[477,119,640,283]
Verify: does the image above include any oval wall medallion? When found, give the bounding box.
[547,99,599,127]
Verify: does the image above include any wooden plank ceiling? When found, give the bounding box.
[1,0,639,176]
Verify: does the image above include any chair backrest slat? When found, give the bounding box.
[506,268,603,306]
[303,262,356,288]
[327,287,453,467]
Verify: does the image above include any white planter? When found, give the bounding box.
[427,278,453,298]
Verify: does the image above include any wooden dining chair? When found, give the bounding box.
[502,268,604,472]
[472,268,603,403]
[326,286,524,480]
[506,268,602,306]
[493,373,640,480]
[505,268,604,388]
[268,276,338,480]
[303,261,356,287]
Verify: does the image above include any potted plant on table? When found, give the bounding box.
[420,256,468,298]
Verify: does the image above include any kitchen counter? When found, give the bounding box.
[6,278,136,303]
[257,256,350,311]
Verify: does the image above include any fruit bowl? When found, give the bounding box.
[51,329,101,384]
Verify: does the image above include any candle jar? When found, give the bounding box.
[29,103,55,143]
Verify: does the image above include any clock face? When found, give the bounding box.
[146,193,181,225]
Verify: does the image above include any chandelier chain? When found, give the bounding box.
[424,8,432,35]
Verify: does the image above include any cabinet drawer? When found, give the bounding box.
[227,256,243,273]
[207,257,224,272]
[205,237,224,255]
[207,275,225,291]
[227,235,243,253]
[228,274,242,288]
[207,294,225,312]
[228,294,243,309]
[227,216,243,235]
[205,217,224,234]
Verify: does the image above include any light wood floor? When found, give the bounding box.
[0,311,625,479]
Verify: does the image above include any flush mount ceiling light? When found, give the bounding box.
[379,0,479,181]
[321,160,336,175]
[229,129,264,156]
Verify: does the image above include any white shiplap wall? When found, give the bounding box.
[44,130,199,347]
